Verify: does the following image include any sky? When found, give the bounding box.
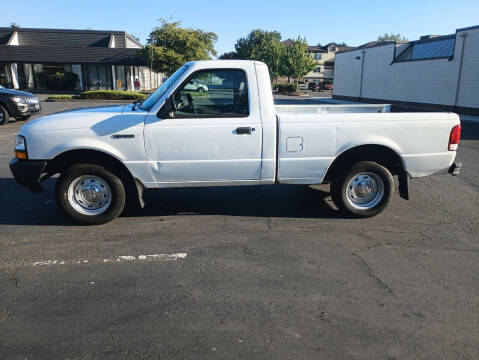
[1,0,478,55]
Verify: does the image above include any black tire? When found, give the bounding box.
[0,105,9,125]
[55,164,126,225]
[16,115,31,121]
[331,161,394,218]
[197,87,205,93]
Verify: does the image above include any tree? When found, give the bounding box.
[282,37,317,90]
[377,33,408,42]
[10,22,20,28]
[218,51,239,59]
[143,19,218,75]
[336,42,348,47]
[130,34,141,42]
[234,29,286,81]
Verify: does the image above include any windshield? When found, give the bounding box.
[140,64,189,111]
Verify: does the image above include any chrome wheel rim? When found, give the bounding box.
[67,175,111,216]
[345,172,384,210]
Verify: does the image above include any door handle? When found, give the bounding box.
[235,127,254,135]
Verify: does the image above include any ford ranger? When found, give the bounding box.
[9,60,462,224]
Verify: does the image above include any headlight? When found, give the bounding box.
[14,135,28,159]
[15,135,26,151]
[11,96,23,103]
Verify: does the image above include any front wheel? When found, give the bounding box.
[197,87,205,93]
[55,164,126,224]
[331,161,394,217]
[0,105,9,125]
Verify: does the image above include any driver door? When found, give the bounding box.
[144,67,263,186]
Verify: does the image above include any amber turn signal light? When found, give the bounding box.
[15,151,28,160]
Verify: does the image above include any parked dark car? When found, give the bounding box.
[324,84,333,91]
[308,83,320,92]
[0,85,41,125]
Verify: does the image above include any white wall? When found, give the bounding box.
[126,37,142,49]
[333,48,364,97]
[138,66,163,91]
[7,31,19,45]
[456,29,479,108]
[10,63,19,89]
[333,27,479,111]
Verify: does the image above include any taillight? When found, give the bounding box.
[448,125,461,151]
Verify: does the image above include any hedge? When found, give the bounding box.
[183,91,209,97]
[79,90,147,101]
[47,95,79,100]
[274,83,297,92]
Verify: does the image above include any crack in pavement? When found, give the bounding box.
[1,267,23,322]
[351,252,397,299]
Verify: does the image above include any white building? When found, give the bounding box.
[333,25,479,115]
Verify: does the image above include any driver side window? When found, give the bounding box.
[172,69,249,118]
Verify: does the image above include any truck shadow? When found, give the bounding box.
[0,178,340,226]
[137,184,339,220]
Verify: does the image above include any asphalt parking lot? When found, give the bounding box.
[1,99,478,359]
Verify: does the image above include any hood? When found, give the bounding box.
[22,104,127,133]
[0,88,37,98]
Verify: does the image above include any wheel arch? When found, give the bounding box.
[0,100,12,117]
[46,149,145,209]
[324,144,405,182]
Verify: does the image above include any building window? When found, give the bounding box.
[82,64,113,90]
[315,66,321,73]
[0,64,13,88]
[29,64,77,90]
[394,36,455,62]
[314,53,322,60]
[115,65,128,90]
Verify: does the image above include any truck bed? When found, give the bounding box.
[275,104,391,114]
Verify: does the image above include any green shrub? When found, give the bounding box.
[274,83,296,92]
[34,71,79,91]
[79,90,147,101]
[47,94,79,100]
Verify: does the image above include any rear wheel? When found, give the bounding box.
[331,161,394,217]
[0,105,9,125]
[197,87,205,93]
[56,164,125,224]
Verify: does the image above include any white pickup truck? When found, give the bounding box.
[10,60,462,224]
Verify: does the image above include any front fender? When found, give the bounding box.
[45,139,126,162]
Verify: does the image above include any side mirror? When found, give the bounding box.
[157,96,176,118]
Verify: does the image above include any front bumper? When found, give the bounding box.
[9,158,47,193]
[7,102,41,118]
